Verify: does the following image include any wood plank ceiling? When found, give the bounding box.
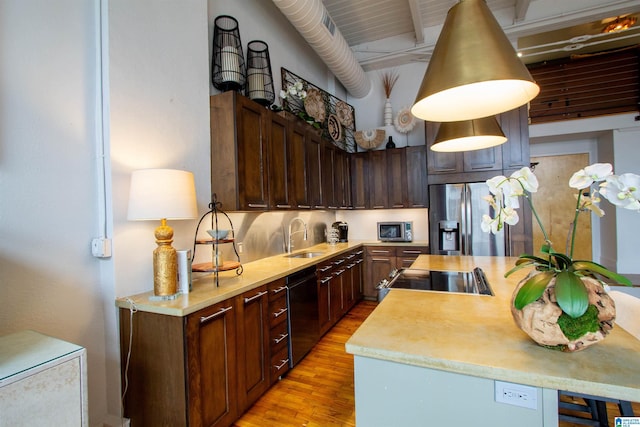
[321,0,640,71]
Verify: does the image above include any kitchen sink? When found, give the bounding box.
[285,251,326,259]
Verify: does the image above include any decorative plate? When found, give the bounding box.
[327,114,342,142]
[303,88,326,123]
[335,100,354,128]
[394,107,416,133]
[355,129,385,150]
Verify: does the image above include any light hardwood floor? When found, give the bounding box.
[234,300,638,427]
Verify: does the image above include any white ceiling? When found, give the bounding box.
[321,0,640,70]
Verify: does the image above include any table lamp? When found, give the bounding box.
[127,169,198,298]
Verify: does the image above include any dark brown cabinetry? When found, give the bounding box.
[267,278,290,383]
[211,91,270,210]
[235,286,270,410]
[317,249,363,336]
[405,145,429,208]
[426,105,529,185]
[350,152,369,209]
[363,245,429,299]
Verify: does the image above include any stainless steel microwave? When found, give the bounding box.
[377,221,413,242]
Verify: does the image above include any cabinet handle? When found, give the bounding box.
[372,258,392,262]
[248,203,268,208]
[318,265,332,272]
[273,307,287,318]
[276,204,292,208]
[274,359,289,370]
[320,276,331,284]
[333,259,345,265]
[356,250,364,255]
[271,286,287,295]
[334,269,345,276]
[297,205,311,209]
[200,306,232,323]
[273,333,289,344]
[244,290,268,304]
[402,250,422,254]
[371,250,391,254]
[346,254,355,259]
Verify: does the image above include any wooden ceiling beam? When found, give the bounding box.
[408,0,424,44]
[515,0,531,22]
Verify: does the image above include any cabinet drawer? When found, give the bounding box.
[269,296,288,328]
[270,320,289,355]
[270,347,290,379]
[395,246,429,257]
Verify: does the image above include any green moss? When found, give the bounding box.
[557,304,600,340]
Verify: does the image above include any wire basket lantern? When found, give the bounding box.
[246,40,275,106]
[211,15,245,92]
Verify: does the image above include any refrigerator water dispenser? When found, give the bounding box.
[439,221,459,251]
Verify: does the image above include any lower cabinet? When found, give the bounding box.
[119,249,365,427]
[120,284,274,427]
[363,245,429,299]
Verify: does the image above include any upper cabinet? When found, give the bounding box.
[426,105,530,184]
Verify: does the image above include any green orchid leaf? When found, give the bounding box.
[540,243,552,254]
[572,260,632,286]
[505,261,536,277]
[514,271,555,310]
[549,252,572,270]
[555,270,589,318]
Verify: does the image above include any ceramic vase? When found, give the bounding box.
[384,98,392,126]
[510,274,616,352]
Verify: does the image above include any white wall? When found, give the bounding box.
[349,62,428,148]
[0,1,108,424]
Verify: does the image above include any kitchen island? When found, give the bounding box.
[345,255,640,427]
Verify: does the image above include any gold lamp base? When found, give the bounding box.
[153,218,178,297]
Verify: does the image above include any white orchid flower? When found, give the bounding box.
[502,182,521,209]
[576,192,605,217]
[486,175,507,196]
[501,207,520,226]
[569,163,613,190]
[511,167,539,193]
[481,214,500,234]
[600,173,640,211]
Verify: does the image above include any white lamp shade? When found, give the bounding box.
[127,169,198,221]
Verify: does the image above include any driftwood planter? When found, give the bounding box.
[511,275,616,352]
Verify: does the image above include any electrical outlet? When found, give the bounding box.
[237,242,243,253]
[495,381,537,410]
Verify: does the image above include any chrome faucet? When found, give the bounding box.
[286,218,308,253]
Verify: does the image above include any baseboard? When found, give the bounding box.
[101,414,130,427]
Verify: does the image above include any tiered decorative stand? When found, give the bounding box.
[192,194,242,286]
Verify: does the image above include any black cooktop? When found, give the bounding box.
[381,268,493,296]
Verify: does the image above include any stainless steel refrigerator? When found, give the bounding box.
[429,183,510,256]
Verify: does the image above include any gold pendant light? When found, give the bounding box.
[431,116,507,152]
[411,0,539,122]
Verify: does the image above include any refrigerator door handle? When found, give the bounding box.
[461,185,468,255]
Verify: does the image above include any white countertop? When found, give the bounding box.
[345,255,640,401]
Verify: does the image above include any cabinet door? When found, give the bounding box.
[369,150,389,209]
[269,112,292,209]
[387,148,408,208]
[334,149,351,209]
[500,105,530,170]
[463,144,502,172]
[288,120,309,209]
[426,121,463,174]
[321,142,336,209]
[350,152,369,209]
[235,286,270,411]
[329,268,345,323]
[406,146,429,208]
[352,255,364,302]
[363,247,396,299]
[186,300,237,427]
[305,129,323,209]
[236,96,269,209]
[267,279,290,384]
